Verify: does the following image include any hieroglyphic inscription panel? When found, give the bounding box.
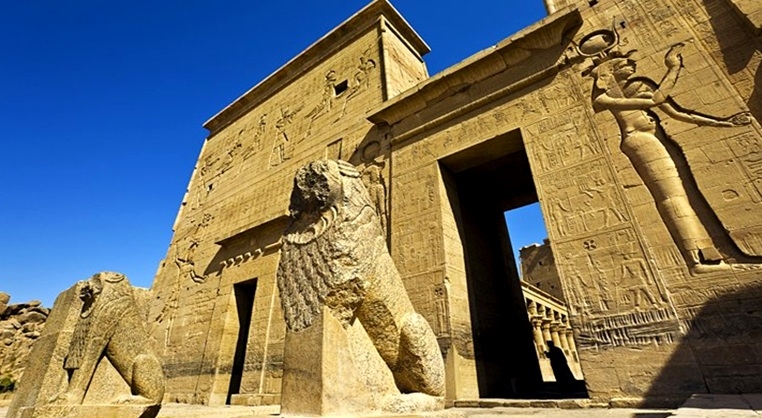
[526,103,679,349]
[552,227,679,349]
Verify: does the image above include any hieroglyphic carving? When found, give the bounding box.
[540,158,628,240]
[581,25,756,271]
[615,0,661,52]
[173,213,212,284]
[527,106,602,174]
[393,169,437,220]
[618,254,662,309]
[243,114,267,160]
[539,72,579,113]
[728,133,762,201]
[554,225,677,348]
[433,284,449,337]
[362,163,388,238]
[304,71,339,138]
[640,0,683,41]
[337,54,379,119]
[277,159,445,398]
[269,106,301,167]
[395,220,440,276]
[192,154,220,209]
[219,134,242,175]
[174,241,205,284]
[347,56,376,100]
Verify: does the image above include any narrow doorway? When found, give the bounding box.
[226,279,257,404]
[440,130,587,398]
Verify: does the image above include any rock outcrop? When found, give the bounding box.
[0,293,50,383]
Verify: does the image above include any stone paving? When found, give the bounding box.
[2,394,761,417]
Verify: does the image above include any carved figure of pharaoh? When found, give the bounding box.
[277,159,445,407]
[58,272,165,406]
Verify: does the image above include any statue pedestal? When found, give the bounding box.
[281,306,400,416]
[15,404,160,418]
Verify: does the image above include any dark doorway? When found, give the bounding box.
[440,130,586,398]
[226,279,257,404]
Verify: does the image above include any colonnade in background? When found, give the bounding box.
[522,281,583,381]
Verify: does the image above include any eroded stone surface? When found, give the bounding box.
[0,296,50,384]
[146,0,762,408]
[277,159,444,416]
[7,272,164,418]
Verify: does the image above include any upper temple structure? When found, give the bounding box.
[147,0,762,408]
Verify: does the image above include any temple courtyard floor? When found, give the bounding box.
[1,394,759,417]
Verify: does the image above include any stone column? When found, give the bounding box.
[550,323,562,348]
[548,311,561,348]
[541,320,552,344]
[531,318,546,356]
[565,329,578,362]
[559,316,570,352]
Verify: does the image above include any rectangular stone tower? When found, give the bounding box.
[148,0,429,406]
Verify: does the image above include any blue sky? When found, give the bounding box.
[1,1,548,307]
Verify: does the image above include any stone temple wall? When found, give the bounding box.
[149,0,762,408]
[148,1,429,406]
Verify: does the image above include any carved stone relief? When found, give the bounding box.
[361,163,388,238]
[192,154,220,209]
[219,134,242,175]
[174,240,205,284]
[433,283,450,337]
[269,106,302,167]
[554,227,678,349]
[347,56,376,100]
[539,158,628,240]
[527,106,602,175]
[305,70,339,138]
[243,114,268,160]
[580,25,759,273]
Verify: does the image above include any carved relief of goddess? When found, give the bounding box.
[585,35,752,273]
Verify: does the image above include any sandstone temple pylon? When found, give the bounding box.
[148,0,762,408]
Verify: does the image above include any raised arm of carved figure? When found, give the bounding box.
[659,103,752,127]
[653,43,684,103]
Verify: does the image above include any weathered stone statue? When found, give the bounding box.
[7,272,165,418]
[583,30,753,273]
[277,159,445,416]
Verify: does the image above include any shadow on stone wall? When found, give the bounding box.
[701,0,762,123]
[643,279,762,408]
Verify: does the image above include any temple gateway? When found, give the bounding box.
[148,0,762,407]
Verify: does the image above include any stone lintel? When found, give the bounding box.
[214,214,288,249]
[367,6,581,140]
[203,0,430,136]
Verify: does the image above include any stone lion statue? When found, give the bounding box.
[59,272,165,405]
[277,159,445,396]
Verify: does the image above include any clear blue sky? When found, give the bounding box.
[1,1,548,307]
